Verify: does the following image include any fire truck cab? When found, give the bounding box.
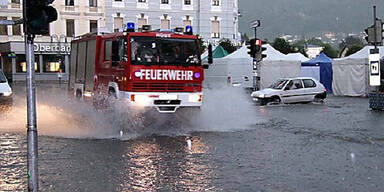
[69,25,208,113]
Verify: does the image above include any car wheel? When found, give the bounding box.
[314,92,326,102]
[267,96,281,105]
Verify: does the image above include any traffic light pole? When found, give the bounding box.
[253,27,258,90]
[26,33,38,192]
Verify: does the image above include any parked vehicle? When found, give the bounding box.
[0,70,13,103]
[251,77,326,105]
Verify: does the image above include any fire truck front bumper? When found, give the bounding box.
[120,92,202,113]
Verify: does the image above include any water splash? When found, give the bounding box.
[0,86,266,139]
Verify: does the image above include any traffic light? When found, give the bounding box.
[247,38,259,58]
[247,38,255,58]
[25,0,58,35]
[255,42,267,62]
[364,19,383,45]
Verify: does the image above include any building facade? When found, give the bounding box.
[0,0,105,81]
[105,0,240,45]
[0,0,239,81]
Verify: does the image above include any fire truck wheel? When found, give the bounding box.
[108,89,117,99]
[75,90,82,100]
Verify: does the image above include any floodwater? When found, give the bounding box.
[1,83,384,191]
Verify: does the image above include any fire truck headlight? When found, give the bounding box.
[3,91,12,97]
[134,71,142,78]
[83,91,93,98]
[188,94,202,103]
[133,95,151,105]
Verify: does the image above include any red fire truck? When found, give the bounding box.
[68,25,210,113]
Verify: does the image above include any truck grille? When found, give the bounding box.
[154,100,181,105]
[133,82,186,91]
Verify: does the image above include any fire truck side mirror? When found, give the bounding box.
[203,64,209,69]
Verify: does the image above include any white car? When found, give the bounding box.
[0,70,13,103]
[251,77,326,105]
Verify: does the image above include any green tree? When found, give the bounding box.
[339,36,364,50]
[345,45,363,57]
[219,38,236,54]
[307,38,323,46]
[272,38,293,54]
[196,34,206,54]
[322,44,339,58]
[241,33,249,42]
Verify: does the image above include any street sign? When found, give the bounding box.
[369,49,380,86]
[250,20,260,28]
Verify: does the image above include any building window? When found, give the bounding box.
[138,0,146,2]
[0,17,8,35]
[184,0,191,5]
[211,18,220,38]
[161,0,169,4]
[138,14,147,31]
[11,0,20,4]
[90,20,98,33]
[66,19,75,37]
[114,0,122,1]
[212,0,219,6]
[16,55,39,73]
[113,17,123,31]
[160,15,170,30]
[65,0,74,6]
[183,16,191,28]
[43,55,65,73]
[89,0,97,7]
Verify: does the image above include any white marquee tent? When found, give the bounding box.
[259,45,301,89]
[332,46,384,96]
[204,44,301,89]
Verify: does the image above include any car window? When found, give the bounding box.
[288,79,303,90]
[303,79,316,88]
[270,79,289,89]
[0,72,7,83]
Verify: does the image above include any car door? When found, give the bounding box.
[302,79,318,101]
[281,79,306,103]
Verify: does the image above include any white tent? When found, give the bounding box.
[204,44,301,89]
[204,46,253,89]
[286,53,309,62]
[332,46,384,96]
[259,44,301,89]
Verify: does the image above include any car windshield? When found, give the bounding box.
[0,72,7,83]
[269,79,289,89]
[130,37,201,66]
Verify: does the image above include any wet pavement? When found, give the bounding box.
[1,83,384,191]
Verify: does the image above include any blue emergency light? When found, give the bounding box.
[185,25,193,35]
[125,22,135,32]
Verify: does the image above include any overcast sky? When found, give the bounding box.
[238,0,384,39]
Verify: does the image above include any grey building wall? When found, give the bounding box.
[105,0,239,45]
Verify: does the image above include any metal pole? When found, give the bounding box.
[26,34,38,192]
[253,27,257,90]
[373,5,377,50]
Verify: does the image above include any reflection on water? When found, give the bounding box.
[0,133,26,191]
[0,133,216,191]
[120,136,216,191]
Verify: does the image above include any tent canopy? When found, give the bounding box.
[301,53,333,93]
[302,52,332,66]
[202,45,229,60]
[286,53,309,62]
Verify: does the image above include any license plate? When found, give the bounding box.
[159,95,178,100]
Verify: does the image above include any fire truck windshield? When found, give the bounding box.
[130,37,201,66]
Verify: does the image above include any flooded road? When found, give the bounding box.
[1,83,384,191]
